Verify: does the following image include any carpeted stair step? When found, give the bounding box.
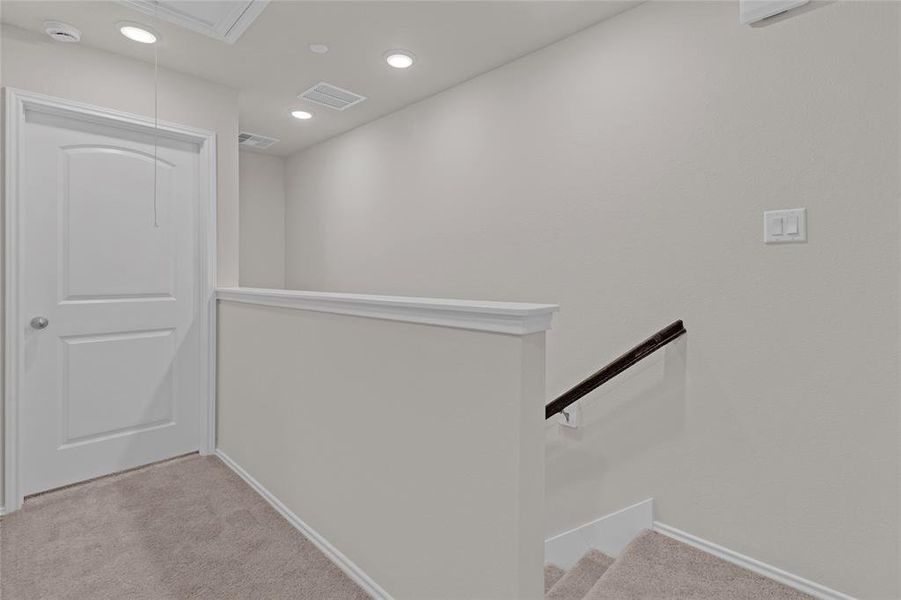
[545,564,565,593]
[545,549,615,600]
[583,530,815,600]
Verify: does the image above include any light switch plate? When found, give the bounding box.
[764,208,807,244]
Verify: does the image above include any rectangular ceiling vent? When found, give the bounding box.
[299,82,367,111]
[238,131,279,150]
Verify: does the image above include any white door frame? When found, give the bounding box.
[3,88,218,514]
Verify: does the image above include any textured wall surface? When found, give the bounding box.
[282,3,901,597]
[239,151,286,288]
[217,301,547,599]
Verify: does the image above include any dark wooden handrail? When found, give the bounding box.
[545,320,686,420]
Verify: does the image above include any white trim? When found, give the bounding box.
[216,287,558,335]
[10,90,213,145]
[198,120,218,457]
[4,87,24,513]
[652,522,857,600]
[222,0,270,42]
[545,498,654,569]
[215,449,394,600]
[2,88,218,512]
[0,506,5,517]
[739,0,809,24]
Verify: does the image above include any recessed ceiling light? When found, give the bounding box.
[385,50,415,69]
[118,22,158,44]
[44,21,81,43]
[309,43,329,54]
[291,110,313,120]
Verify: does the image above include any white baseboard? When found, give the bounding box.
[545,498,654,569]
[0,505,5,517]
[215,449,394,600]
[652,522,856,600]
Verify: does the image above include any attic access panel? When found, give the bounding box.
[118,0,269,43]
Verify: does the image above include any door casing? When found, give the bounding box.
[3,88,218,513]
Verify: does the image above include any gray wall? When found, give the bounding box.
[239,151,286,288]
[282,2,901,597]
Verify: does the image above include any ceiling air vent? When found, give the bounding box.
[238,131,279,150]
[299,82,366,111]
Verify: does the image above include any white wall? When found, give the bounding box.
[282,2,901,598]
[239,151,286,288]
[217,300,547,599]
[0,24,241,509]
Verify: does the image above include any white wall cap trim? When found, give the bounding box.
[216,287,558,335]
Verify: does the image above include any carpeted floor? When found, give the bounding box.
[545,530,815,600]
[0,454,370,600]
[545,549,614,600]
[587,530,813,600]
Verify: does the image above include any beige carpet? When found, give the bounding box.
[544,564,565,593]
[0,454,370,600]
[545,549,613,600]
[583,530,814,600]
[545,530,817,600]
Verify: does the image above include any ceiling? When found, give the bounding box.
[1,1,639,156]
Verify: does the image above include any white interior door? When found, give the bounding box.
[18,106,205,496]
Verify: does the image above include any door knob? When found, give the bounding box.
[30,316,49,330]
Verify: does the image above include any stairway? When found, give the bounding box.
[544,530,815,599]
